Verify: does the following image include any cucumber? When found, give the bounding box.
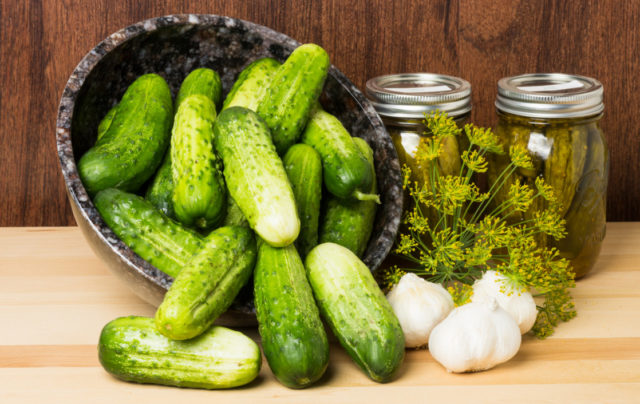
[155,226,256,340]
[99,316,261,389]
[78,74,173,195]
[145,152,175,219]
[257,44,330,154]
[97,104,117,141]
[302,107,379,202]
[254,242,329,388]
[171,94,226,229]
[222,57,281,111]
[213,107,300,247]
[175,68,222,110]
[319,137,377,257]
[94,188,203,278]
[305,243,405,382]
[283,144,322,258]
[222,194,250,228]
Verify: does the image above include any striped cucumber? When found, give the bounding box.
[171,94,226,229]
[155,226,257,340]
[222,194,250,228]
[94,188,203,278]
[97,104,117,141]
[213,107,300,247]
[305,243,405,382]
[78,74,173,195]
[254,242,329,388]
[257,44,330,154]
[99,316,261,389]
[222,57,281,111]
[319,137,377,257]
[283,144,322,258]
[302,107,379,202]
[175,68,222,110]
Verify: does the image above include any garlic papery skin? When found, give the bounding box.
[386,273,454,348]
[428,300,521,373]
[471,270,537,334]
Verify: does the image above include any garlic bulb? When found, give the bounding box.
[386,273,454,348]
[428,300,521,373]
[472,270,537,334]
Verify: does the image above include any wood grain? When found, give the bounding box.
[1,224,640,403]
[1,0,638,225]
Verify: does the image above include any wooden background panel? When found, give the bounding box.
[0,0,638,226]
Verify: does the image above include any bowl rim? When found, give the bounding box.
[56,13,402,301]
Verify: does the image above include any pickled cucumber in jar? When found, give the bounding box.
[492,73,607,278]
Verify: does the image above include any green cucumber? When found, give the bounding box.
[222,194,250,228]
[97,104,117,141]
[94,188,203,278]
[213,107,300,247]
[78,74,173,195]
[99,316,261,389]
[155,226,256,340]
[222,57,281,111]
[319,137,377,257]
[302,107,379,202]
[283,144,322,258]
[257,44,330,154]
[305,243,405,382]
[254,242,329,388]
[171,94,226,229]
[145,152,175,219]
[175,68,222,110]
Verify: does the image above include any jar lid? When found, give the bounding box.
[365,73,472,119]
[496,73,604,118]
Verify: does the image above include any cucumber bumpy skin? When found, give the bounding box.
[214,107,300,247]
[171,94,227,229]
[254,242,329,388]
[145,152,175,219]
[174,68,223,111]
[99,316,261,389]
[257,44,330,155]
[155,226,257,340]
[302,107,379,202]
[319,137,377,257]
[94,188,203,278]
[283,144,323,258]
[305,243,405,383]
[222,57,281,111]
[78,73,173,195]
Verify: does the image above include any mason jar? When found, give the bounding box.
[491,73,608,278]
[366,73,472,268]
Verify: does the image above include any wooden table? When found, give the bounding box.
[1,225,639,403]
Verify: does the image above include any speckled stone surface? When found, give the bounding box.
[56,14,402,322]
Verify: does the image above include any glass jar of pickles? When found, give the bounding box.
[492,73,608,278]
[366,73,472,267]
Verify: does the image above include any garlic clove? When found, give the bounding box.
[472,270,537,334]
[428,300,521,373]
[386,273,454,348]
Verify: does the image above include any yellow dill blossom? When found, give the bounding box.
[402,164,412,190]
[509,143,534,169]
[448,282,474,307]
[464,124,503,154]
[379,266,407,292]
[508,179,535,212]
[390,112,576,339]
[461,150,489,173]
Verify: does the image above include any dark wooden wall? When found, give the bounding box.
[1,0,638,226]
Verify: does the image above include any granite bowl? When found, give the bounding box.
[56,14,402,325]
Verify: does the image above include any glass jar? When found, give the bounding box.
[366,73,472,268]
[492,73,608,278]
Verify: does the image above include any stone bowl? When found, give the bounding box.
[56,14,402,325]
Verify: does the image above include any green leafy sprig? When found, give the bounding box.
[385,112,576,339]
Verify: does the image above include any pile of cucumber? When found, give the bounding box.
[82,43,404,390]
